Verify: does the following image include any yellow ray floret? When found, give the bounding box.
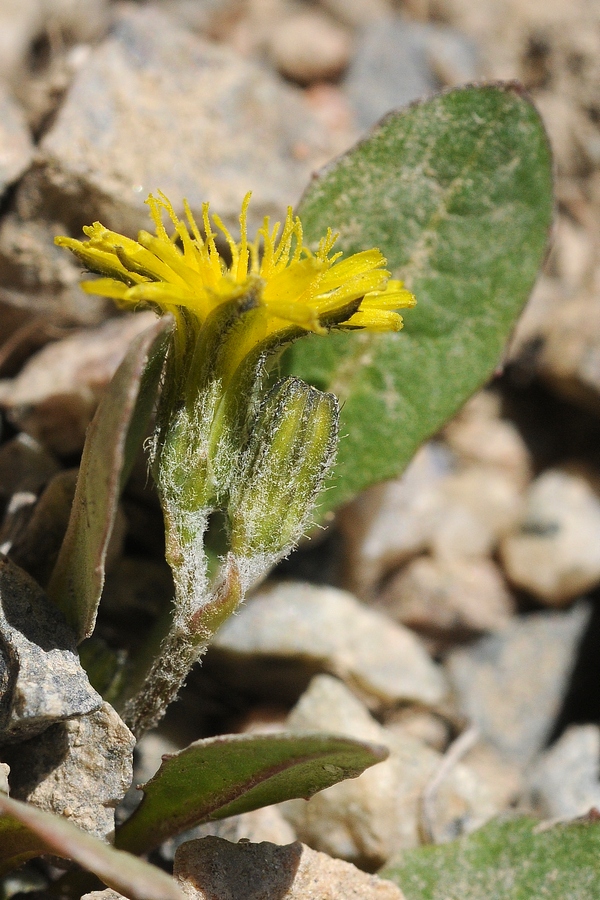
[56,192,415,344]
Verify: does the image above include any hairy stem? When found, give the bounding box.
[121,555,242,737]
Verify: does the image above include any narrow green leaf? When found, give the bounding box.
[47,316,172,642]
[116,731,388,854]
[0,794,184,898]
[287,83,553,513]
[381,815,600,900]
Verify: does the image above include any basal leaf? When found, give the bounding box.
[116,731,387,854]
[287,83,553,513]
[47,316,171,642]
[381,815,600,900]
[0,794,183,898]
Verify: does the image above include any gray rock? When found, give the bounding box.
[446,603,591,766]
[0,311,157,454]
[16,6,339,236]
[5,701,134,841]
[174,836,406,900]
[280,675,496,867]
[528,725,600,819]
[0,556,101,743]
[211,582,447,708]
[0,86,34,197]
[344,16,478,130]
[500,470,600,605]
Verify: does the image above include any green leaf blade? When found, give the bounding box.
[116,731,388,855]
[288,83,553,513]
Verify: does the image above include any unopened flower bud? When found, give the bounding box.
[228,377,338,561]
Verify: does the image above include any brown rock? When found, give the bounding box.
[0,311,157,454]
[269,12,352,84]
[500,469,600,605]
[0,432,60,501]
[338,442,454,596]
[174,837,405,900]
[443,392,532,489]
[211,581,447,708]
[280,675,496,866]
[379,555,514,638]
[319,0,393,28]
[0,86,34,197]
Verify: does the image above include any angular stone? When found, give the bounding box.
[0,311,157,454]
[0,557,101,743]
[443,392,532,489]
[211,582,447,708]
[280,675,496,867]
[446,603,590,766]
[0,86,34,197]
[5,702,134,841]
[500,470,600,605]
[174,836,406,900]
[379,555,514,639]
[338,442,455,597]
[17,6,339,237]
[528,725,600,820]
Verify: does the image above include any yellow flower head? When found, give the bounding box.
[56,192,415,367]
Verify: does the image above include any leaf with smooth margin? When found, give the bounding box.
[47,316,172,642]
[116,731,388,854]
[0,794,183,898]
[380,815,600,899]
[286,83,553,514]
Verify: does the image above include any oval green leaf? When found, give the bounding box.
[287,83,553,513]
[116,731,388,855]
[381,815,600,899]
